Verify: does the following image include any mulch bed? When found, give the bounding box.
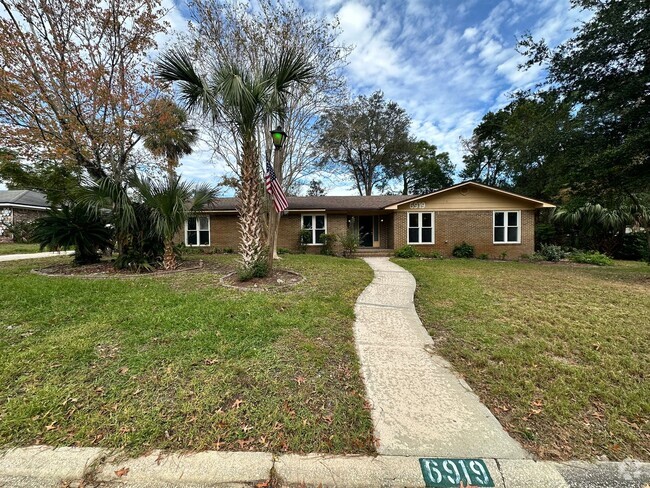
[220,269,304,290]
[32,260,205,278]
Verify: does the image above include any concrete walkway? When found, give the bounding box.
[356,257,528,459]
[0,250,74,262]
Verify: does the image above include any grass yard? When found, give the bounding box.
[0,243,41,255]
[0,254,375,455]
[395,258,650,461]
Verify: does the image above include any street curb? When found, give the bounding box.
[2,446,649,487]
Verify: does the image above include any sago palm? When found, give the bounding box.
[130,175,217,270]
[156,47,314,274]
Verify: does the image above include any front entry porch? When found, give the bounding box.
[347,213,394,250]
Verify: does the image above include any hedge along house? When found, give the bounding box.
[186,181,554,258]
[0,190,50,243]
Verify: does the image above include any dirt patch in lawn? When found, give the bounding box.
[220,269,304,290]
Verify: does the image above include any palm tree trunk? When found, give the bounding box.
[238,140,265,273]
[163,240,176,270]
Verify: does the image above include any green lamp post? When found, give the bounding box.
[270,126,287,149]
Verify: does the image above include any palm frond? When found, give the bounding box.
[156,48,215,115]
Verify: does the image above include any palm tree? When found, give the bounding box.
[156,47,314,275]
[130,175,217,270]
[140,98,198,177]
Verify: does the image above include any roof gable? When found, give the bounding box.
[383,181,555,210]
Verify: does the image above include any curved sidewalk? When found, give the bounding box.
[356,257,528,459]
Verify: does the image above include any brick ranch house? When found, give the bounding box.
[184,181,555,258]
[0,190,50,243]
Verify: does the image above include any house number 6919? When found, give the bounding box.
[410,202,426,209]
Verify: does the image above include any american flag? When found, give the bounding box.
[265,162,289,213]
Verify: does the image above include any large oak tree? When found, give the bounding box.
[0,0,168,184]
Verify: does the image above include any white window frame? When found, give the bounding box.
[493,210,520,244]
[407,212,435,245]
[185,215,211,246]
[301,214,327,245]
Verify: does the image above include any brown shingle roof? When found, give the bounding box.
[204,195,412,211]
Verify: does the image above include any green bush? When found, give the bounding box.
[4,220,35,243]
[569,250,614,266]
[319,233,338,256]
[478,253,489,260]
[277,247,291,255]
[529,252,546,262]
[538,244,566,262]
[237,258,269,281]
[32,204,113,265]
[452,241,475,258]
[298,229,311,254]
[222,247,235,254]
[339,225,360,258]
[394,245,420,258]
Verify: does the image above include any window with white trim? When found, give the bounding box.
[186,216,210,246]
[302,214,326,245]
[493,211,520,244]
[407,212,434,244]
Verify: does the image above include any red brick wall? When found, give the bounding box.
[393,210,535,258]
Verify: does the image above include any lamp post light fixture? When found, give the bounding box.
[270,125,288,150]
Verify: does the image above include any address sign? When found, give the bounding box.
[419,458,495,487]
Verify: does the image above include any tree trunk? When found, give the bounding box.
[238,139,265,273]
[163,240,176,270]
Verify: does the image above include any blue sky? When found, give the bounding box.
[170,0,586,195]
[0,0,585,194]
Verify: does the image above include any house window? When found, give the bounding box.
[494,211,520,244]
[407,212,434,244]
[186,216,210,246]
[302,214,326,245]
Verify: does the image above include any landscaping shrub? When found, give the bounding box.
[615,232,649,262]
[32,204,113,264]
[277,247,291,255]
[223,247,234,254]
[237,257,269,281]
[538,243,566,262]
[569,250,614,266]
[452,241,475,258]
[319,233,338,256]
[4,220,35,243]
[394,245,420,258]
[478,253,489,260]
[298,229,311,253]
[339,225,360,258]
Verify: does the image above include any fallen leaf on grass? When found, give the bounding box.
[114,467,129,477]
[322,415,333,424]
[204,358,219,365]
[236,438,254,448]
[45,422,57,431]
[294,376,306,384]
[118,367,129,375]
[231,399,243,409]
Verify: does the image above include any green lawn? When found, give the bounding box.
[395,258,650,461]
[0,243,41,255]
[0,254,375,455]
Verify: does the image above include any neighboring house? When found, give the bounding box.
[185,181,554,258]
[0,190,50,242]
